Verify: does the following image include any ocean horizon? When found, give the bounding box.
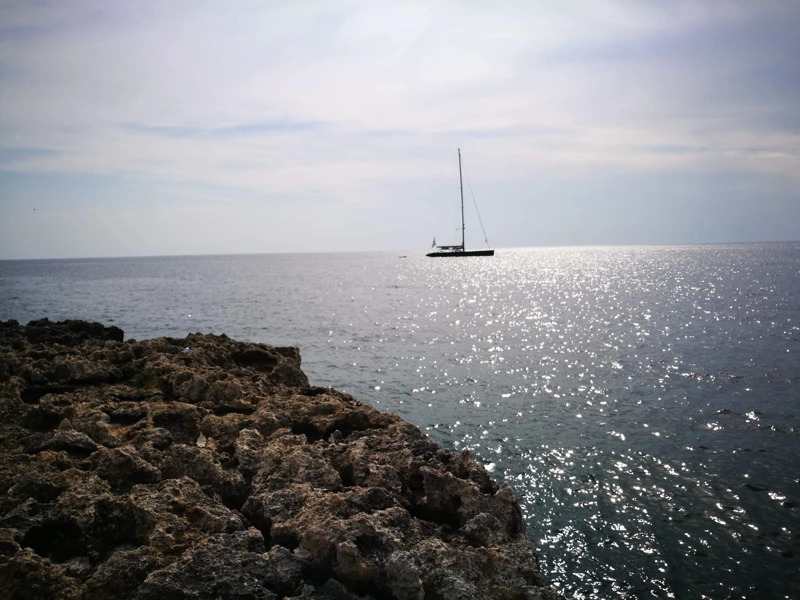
[4,239,800,263]
[2,242,798,599]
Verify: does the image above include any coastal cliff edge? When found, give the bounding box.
[0,319,559,600]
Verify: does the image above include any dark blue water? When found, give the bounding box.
[1,244,798,599]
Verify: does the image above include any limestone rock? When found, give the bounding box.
[0,319,559,599]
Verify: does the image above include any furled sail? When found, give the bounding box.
[426,149,494,258]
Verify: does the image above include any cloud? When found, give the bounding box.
[122,120,328,139]
[0,0,798,257]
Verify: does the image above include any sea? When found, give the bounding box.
[1,244,798,600]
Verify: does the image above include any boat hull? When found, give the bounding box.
[426,249,495,257]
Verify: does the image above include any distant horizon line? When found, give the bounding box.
[2,239,799,262]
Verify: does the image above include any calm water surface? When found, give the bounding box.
[1,244,798,599]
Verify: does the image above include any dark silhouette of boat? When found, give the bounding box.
[427,149,494,258]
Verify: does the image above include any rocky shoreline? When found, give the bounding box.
[0,319,558,600]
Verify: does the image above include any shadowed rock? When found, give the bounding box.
[0,319,559,599]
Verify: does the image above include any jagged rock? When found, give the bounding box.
[133,530,286,600]
[23,419,99,456]
[87,446,162,489]
[233,428,265,475]
[84,546,168,600]
[386,551,424,600]
[0,319,559,599]
[462,512,507,547]
[159,444,247,508]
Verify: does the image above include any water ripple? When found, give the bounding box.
[1,244,798,599]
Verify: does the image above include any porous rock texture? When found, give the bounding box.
[0,319,558,600]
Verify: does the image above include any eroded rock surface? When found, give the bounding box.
[0,319,559,599]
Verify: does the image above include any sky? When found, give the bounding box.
[0,0,799,259]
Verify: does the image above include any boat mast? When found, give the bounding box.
[458,148,465,250]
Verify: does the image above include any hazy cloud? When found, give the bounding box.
[1,0,798,258]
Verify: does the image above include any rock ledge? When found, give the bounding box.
[0,319,558,600]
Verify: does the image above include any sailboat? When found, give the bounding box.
[427,149,494,257]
